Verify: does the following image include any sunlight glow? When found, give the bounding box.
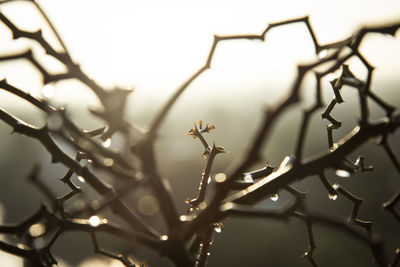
[89,215,101,227]
[0,0,399,107]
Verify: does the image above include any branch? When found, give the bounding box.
[90,232,137,267]
[0,108,158,237]
[186,116,400,238]
[292,212,319,267]
[194,227,214,267]
[186,142,227,211]
[149,16,329,135]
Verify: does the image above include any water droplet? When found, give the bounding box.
[42,84,54,98]
[89,215,101,227]
[77,176,85,183]
[47,113,63,131]
[28,223,46,237]
[214,224,222,233]
[243,173,253,183]
[332,184,340,190]
[328,194,338,200]
[215,173,226,183]
[179,215,190,221]
[269,194,279,201]
[102,138,112,148]
[160,235,168,241]
[207,176,211,184]
[138,195,159,216]
[207,252,211,256]
[318,50,328,59]
[103,158,114,167]
[335,169,350,178]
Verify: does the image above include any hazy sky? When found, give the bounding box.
[0,0,400,109]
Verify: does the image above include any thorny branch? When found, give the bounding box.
[0,1,399,266]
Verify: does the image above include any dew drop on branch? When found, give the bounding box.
[77,176,85,183]
[269,194,279,201]
[214,222,223,233]
[89,215,101,227]
[332,184,340,190]
[160,235,168,241]
[179,215,190,222]
[102,138,112,148]
[328,194,338,200]
[243,173,253,183]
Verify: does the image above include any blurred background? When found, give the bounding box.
[0,0,399,266]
